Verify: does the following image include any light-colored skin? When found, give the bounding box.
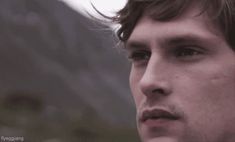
[126,4,235,142]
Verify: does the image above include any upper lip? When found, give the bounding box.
[140,108,180,122]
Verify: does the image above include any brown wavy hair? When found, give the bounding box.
[110,0,235,48]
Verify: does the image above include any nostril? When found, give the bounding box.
[139,79,172,97]
[152,88,168,96]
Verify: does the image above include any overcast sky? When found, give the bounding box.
[61,0,127,17]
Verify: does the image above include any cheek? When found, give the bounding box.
[175,58,235,109]
[129,66,144,107]
[174,63,235,139]
[192,66,235,106]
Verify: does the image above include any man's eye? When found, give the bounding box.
[128,50,151,62]
[174,47,203,58]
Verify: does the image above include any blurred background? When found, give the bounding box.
[0,0,140,141]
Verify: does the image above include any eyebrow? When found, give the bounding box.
[125,41,148,50]
[165,35,207,46]
[126,34,213,50]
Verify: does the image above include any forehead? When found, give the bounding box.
[127,5,223,46]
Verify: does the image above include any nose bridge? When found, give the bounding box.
[139,54,172,97]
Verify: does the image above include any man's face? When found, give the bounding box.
[126,5,235,142]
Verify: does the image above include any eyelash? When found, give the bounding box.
[127,46,204,64]
[173,46,204,59]
[128,50,151,62]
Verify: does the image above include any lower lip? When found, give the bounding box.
[143,118,177,128]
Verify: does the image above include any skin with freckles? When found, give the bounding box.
[127,4,235,142]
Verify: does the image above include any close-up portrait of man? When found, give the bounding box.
[110,0,235,142]
[1,0,235,141]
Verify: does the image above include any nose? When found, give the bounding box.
[139,56,172,98]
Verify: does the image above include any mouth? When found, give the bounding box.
[140,108,180,123]
[139,108,183,137]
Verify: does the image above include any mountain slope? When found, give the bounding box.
[0,0,135,129]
